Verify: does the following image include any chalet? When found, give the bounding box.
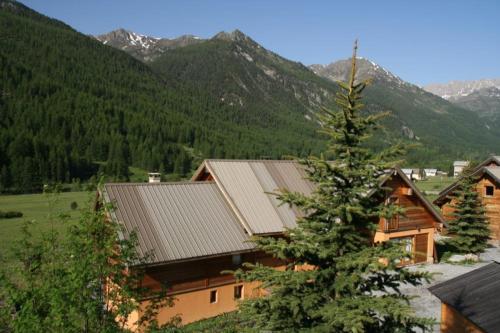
[402,168,413,180]
[103,159,445,327]
[412,168,422,181]
[429,262,500,333]
[424,169,437,178]
[453,161,470,177]
[434,155,500,242]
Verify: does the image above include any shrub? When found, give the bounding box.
[70,201,78,210]
[0,210,23,219]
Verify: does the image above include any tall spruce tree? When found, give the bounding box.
[234,42,433,332]
[446,174,490,254]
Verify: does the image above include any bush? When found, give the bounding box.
[70,201,78,210]
[0,210,23,219]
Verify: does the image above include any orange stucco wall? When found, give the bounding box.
[440,303,484,333]
[137,280,262,326]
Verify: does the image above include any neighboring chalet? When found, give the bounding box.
[424,168,437,178]
[453,161,470,177]
[402,168,414,180]
[435,155,500,242]
[103,159,445,327]
[429,262,500,333]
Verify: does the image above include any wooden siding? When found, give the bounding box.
[379,177,436,232]
[142,252,282,295]
[414,233,428,263]
[441,173,500,241]
[440,303,484,333]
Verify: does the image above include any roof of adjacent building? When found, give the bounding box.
[104,182,254,265]
[103,159,444,265]
[453,160,470,167]
[194,160,444,234]
[192,159,315,235]
[429,262,500,333]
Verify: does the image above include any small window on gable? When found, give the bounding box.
[234,285,243,299]
[210,290,217,304]
[486,186,494,196]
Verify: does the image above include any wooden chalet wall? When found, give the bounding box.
[440,303,484,333]
[374,175,438,264]
[442,173,500,241]
[379,176,435,232]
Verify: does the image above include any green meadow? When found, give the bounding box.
[0,191,90,262]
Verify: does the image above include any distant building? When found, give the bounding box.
[436,170,448,177]
[401,168,422,181]
[429,262,500,333]
[148,172,161,183]
[402,168,413,180]
[453,161,469,177]
[424,169,437,177]
[412,168,422,181]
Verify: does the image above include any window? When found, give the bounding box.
[486,186,494,196]
[210,290,217,304]
[391,237,413,253]
[232,254,242,265]
[234,285,243,300]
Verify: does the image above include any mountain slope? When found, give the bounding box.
[311,58,500,168]
[424,78,500,100]
[0,0,325,193]
[100,28,500,170]
[424,79,500,128]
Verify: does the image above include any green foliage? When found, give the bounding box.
[234,45,434,332]
[0,210,22,218]
[0,2,326,193]
[69,201,78,210]
[157,311,253,333]
[0,184,173,332]
[446,175,490,254]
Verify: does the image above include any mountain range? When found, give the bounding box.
[1,0,499,192]
[424,79,500,126]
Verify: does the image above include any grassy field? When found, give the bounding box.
[415,176,455,202]
[0,191,90,261]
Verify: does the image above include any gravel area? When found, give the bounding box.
[402,246,500,332]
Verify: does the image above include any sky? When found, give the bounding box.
[22,0,500,86]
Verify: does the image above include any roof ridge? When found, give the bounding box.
[104,181,216,186]
[205,159,297,163]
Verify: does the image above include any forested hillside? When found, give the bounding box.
[0,1,325,193]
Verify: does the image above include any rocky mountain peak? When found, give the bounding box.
[212,29,252,43]
[310,57,408,87]
[95,29,204,62]
[424,78,500,100]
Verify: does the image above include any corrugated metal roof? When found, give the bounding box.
[429,262,500,333]
[203,160,314,234]
[104,182,254,264]
[485,166,500,183]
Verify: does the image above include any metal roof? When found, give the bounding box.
[104,182,254,264]
[429,262,500,333]
[199,160,314,235]
[485,166,500,183]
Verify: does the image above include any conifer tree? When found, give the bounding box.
[446,174,490,254]
[234,42,433,332]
